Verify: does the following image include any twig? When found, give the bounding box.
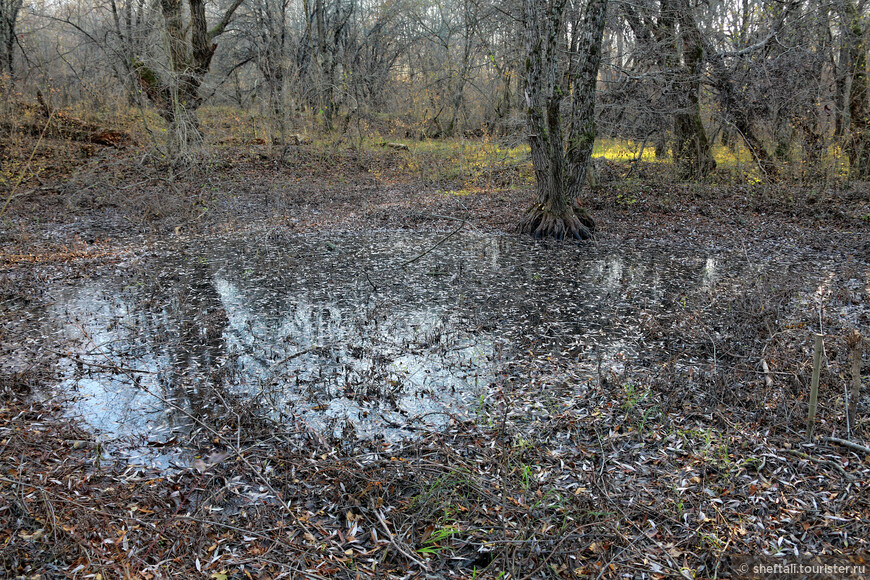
[177,515,311,555]
[595,534,642,580]
[0,475,140,521]
[519,524,598,580]
[846,331,863,434]
[399,217,467,268]
[807,334,823,440]
[716,115,770,179]
[375,508,431,570]
[50,353,155,375]
[624,132,651,178]
[822,437,870,456]
[780,448,854,480]
[266,347,316,374]
[362,267,377,290]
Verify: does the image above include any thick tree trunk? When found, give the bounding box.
[519,0,601,241]
[566,0,608,199]
[133,0,242,156]
[672,0,716,179]
[522,0,566,214]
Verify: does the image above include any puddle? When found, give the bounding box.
[47,231,725,464]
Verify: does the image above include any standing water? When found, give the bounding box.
[48,231,719,464]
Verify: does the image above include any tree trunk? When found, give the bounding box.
[0,0,22,80]
[253,0,290,148]
[734,115,778,177]
[303,0,351,132]
[835,39,851,138]
[518,0,601,241]
[133,0,243,156]
[672,0,716,179]
[621,1,671,159]
[705,49,778,178]
[566,0,608,199]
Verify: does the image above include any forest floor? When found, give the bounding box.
[1,129,870,579]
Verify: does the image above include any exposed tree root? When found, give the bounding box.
[517,202,595,240]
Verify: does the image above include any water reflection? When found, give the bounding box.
[50,231,721,454]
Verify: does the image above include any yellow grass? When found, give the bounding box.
[31,100,855,183]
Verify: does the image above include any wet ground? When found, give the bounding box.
[39,230,741,466]
[3,146,870,577]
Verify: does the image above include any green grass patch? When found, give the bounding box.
[593,138,663,163]
[69,100,854,185]
[400,138,533,189]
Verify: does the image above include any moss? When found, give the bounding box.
[131,59,161,89]
[570,131,595,149]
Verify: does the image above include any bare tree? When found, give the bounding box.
[699,0,797,179]
[620,0,715,177]
[107,0,151,103]
[241,0,292,144]
[670,0,716,177]
[15,0,866,187]
[133,0,245,153]
[0,0,22,80]
[295,0,353,131]
[518,0,605,240]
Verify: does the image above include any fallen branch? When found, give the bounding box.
[380,141,409,151]
[822,437,870,456]
[375,508,430,570]
[399,215,468,268]
[780,448,854,480]
[267,347,317,373]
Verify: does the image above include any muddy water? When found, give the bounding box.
[48,231,719,461]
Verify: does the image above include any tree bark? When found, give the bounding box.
[133,0,243,155]
[671,0,716,179]
[519,0,602,240]
[0,0,22,80]
[566,0,608,199]
[835,39,851,138]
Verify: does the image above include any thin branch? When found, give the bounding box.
[208,0,245,40]
[780,448,855,480]
[822,437,870,456]
[399,215,468,269]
